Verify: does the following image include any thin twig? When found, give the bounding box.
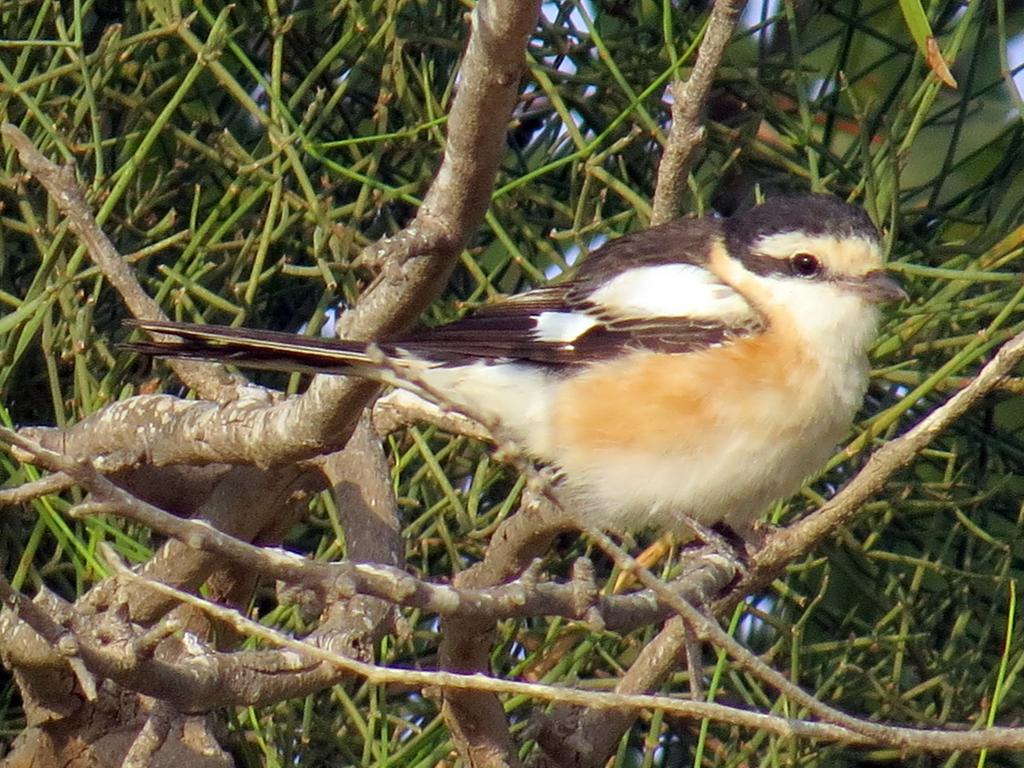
[584,526,1024,752]
[1,123,236,400]
[0,471,74,505]
[650,1,747,225]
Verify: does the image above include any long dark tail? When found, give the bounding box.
[124,320,385,376]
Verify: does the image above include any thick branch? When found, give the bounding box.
[5,0,543,472]
[314,414,403,660]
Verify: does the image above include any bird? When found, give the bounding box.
[126,194,904,536]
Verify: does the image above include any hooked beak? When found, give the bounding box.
[846,270,907,303]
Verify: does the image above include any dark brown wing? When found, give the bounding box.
[394,288,577,363]
[128,217,760,371]
[395,217,760,365]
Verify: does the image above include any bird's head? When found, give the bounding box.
[723,194,905,305]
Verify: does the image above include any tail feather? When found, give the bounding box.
[124,320,385,377]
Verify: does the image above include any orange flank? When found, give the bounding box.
[552,327,812,452]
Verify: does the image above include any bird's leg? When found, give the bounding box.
[678,513,749,577]
[730,519,779,554]
[678,521,757,702]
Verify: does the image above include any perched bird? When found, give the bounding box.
[128,195,903,535]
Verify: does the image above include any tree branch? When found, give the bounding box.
[0,123,237,401]
[3,0,544,473]
[62,552,1024,752]
[650,1,746,225]
[0,425,711,632]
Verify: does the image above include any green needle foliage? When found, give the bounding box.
[1,1,1024,766]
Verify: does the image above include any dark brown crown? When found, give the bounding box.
[723,194,880,260]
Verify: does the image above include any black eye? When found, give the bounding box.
[791,252,821,277]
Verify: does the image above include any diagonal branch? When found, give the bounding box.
[4,0,545,471]
[1,123,237,401]
[729,328,1024,607]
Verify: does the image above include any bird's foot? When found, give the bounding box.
[679,514,748,571]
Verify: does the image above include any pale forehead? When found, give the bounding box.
[754,231,884,275]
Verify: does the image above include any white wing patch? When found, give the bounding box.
[533,311,599,343]
[585,264,751,322]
